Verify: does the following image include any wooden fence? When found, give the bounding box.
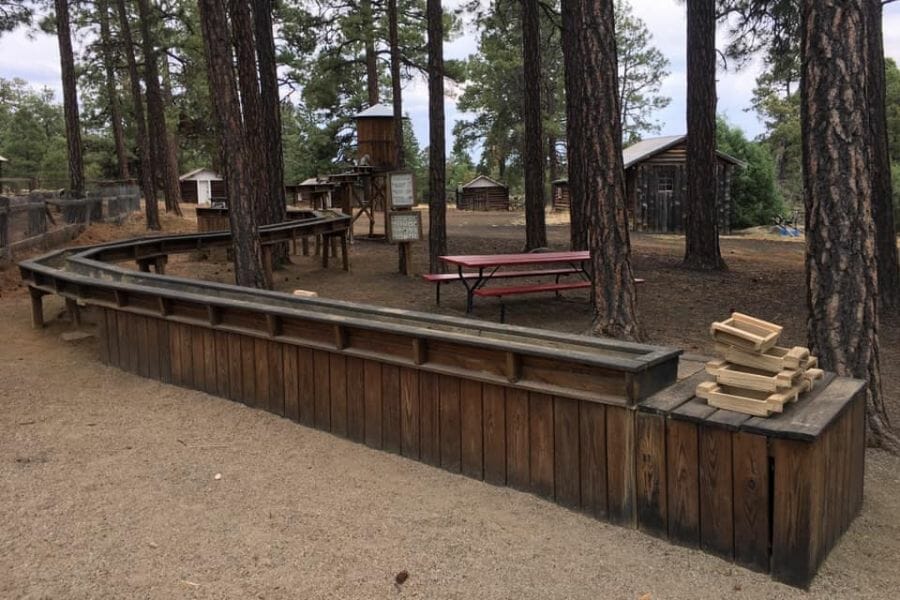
[16,211,864,588]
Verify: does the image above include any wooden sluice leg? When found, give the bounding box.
[341,233,349,271]
[65,298,81,327]
[29,288,45,328]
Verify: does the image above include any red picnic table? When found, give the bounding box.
[432,251,592,318]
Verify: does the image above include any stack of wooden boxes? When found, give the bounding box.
[697,312,824,417]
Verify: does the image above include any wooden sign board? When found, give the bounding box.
[387,210,422,243]
[388,171,417,208]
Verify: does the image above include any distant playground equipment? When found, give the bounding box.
[772,210,803,237]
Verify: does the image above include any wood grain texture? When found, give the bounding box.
[313,350,331,430]
[157,319,171,383]
[347,357,366,442]
[606,405,635,525]
[382,365,401,453]
[439,375,462,472]
[553,397,580,507]
[529,393,555,499]
[666,418,700,547]
[192,325,205,390]
[203,328,217,395]
[268,341,284,416]
[419,371,440,466]
[214,331,229,399]
[282,344,299,421]
[254,338,270,411]
[460,379,483,479]
[240,335,256,405]
[482,383,506,485]
[226,332,242,402]
[579,401,607,519]
[732,431,769,572]
[297,347,315,426]
[699,425,734,560]
[635,412,667,538]
[364,360,383,449]
[97,308,110,364]
[400,367,420,458]
[108,310,121,368]
[329,353,348,436]
[506,388,530,490]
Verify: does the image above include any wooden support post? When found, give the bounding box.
[138,259,151,273]
[154,256,167,274]
[399,242,411,276]
[29,287,45,328]
[341,232,349,271]
[65,297,81,327]
[301,236,310,256]
[322,236,330,268]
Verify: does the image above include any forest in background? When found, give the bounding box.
[5,0,898,227]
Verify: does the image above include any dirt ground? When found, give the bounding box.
[2,206,899,598]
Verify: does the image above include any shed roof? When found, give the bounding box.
[623,134,744,168]
[354,103,396,118]
[179,167,222,181]
[461,174,507,189]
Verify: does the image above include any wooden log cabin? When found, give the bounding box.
[456,175,510,211]
[179,168,226,205]
[552,135,743,234]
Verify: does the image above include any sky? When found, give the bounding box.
[2,0,900,159]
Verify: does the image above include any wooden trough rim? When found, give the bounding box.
[18,214,680,375]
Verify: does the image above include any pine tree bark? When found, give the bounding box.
[115,0,159,230]
[97,0,130,181]
[253,0,287,223]
[388,0,404,168]
[802,0,898,452]
[427,0,446,274]
[136,0,182,215]
[362,0,379,105]
[561,0,641,341]
[522,0,547,250]
[866,0,900,312]
[54,0,85,198]
[198,0,267,289]
[683,0,725,270]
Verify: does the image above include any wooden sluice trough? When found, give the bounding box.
[17,212,865,588]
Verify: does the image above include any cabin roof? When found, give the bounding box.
[461,174,507,189]
[623,134,745,168]
[354,103,396,118]
[179,167,222,181]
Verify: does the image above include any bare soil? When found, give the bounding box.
[1,206,899,599]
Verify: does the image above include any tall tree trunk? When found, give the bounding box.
[198,0,267,288]
[115,0,159,230]
[562,0,640,340]
[230,0,268,229]
[521,0,547,250]
[388,0,404,169]
[801,0,898,452]
[427,0,446,273]
[253,0,287,224]
[98,0,130,181]
[362,0,379,105]
[683,0,725,270]
[866,0,900,312]
[54,0,85,198]
[136,0,183,215]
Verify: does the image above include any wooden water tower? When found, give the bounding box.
[354,104,398,171]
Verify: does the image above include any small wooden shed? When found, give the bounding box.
[553,135,742,233]
[179,168,226,205]
[456,175,510,211]
[355,104,399,171]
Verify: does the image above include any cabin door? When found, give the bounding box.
[656,167,676,232]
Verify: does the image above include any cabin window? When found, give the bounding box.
[658,174,674,193]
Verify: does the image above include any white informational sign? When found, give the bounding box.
[387,211,422,243]
[388,171,416,208]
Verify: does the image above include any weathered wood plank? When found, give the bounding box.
[635,412,667,538]
[329,353,348,436]
[254,338,270,410]
[240,335,256,405]
[346,357,366,442]
[191,325,205,390]
[203,328,217,395]
[297,347,315,426]
[106,310,120,368]
[364,360,383,449]
[157,319,171,383]
[579,401,607,519]
[146,316,160,380]
[665,418,700,547]
[382,365,401,453]
[529,392,555,499]
[214,331,229,398]
[400,367,420,459]
[226,332,242,403]
[553,397,580,508]
[267,341,284,416]
[606,405,635,526]
[419,371,440,465]
[699,425,734,561]
[134,316,149,378]
[97,308,110,364]
[638,369,710,415]
[439,375,461,472]
[506,388,530,490]
[282,344,299,421]
[482,383,506,486]
[460,379,483,480]
[313,350,331,430]
[732,431,770,572]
